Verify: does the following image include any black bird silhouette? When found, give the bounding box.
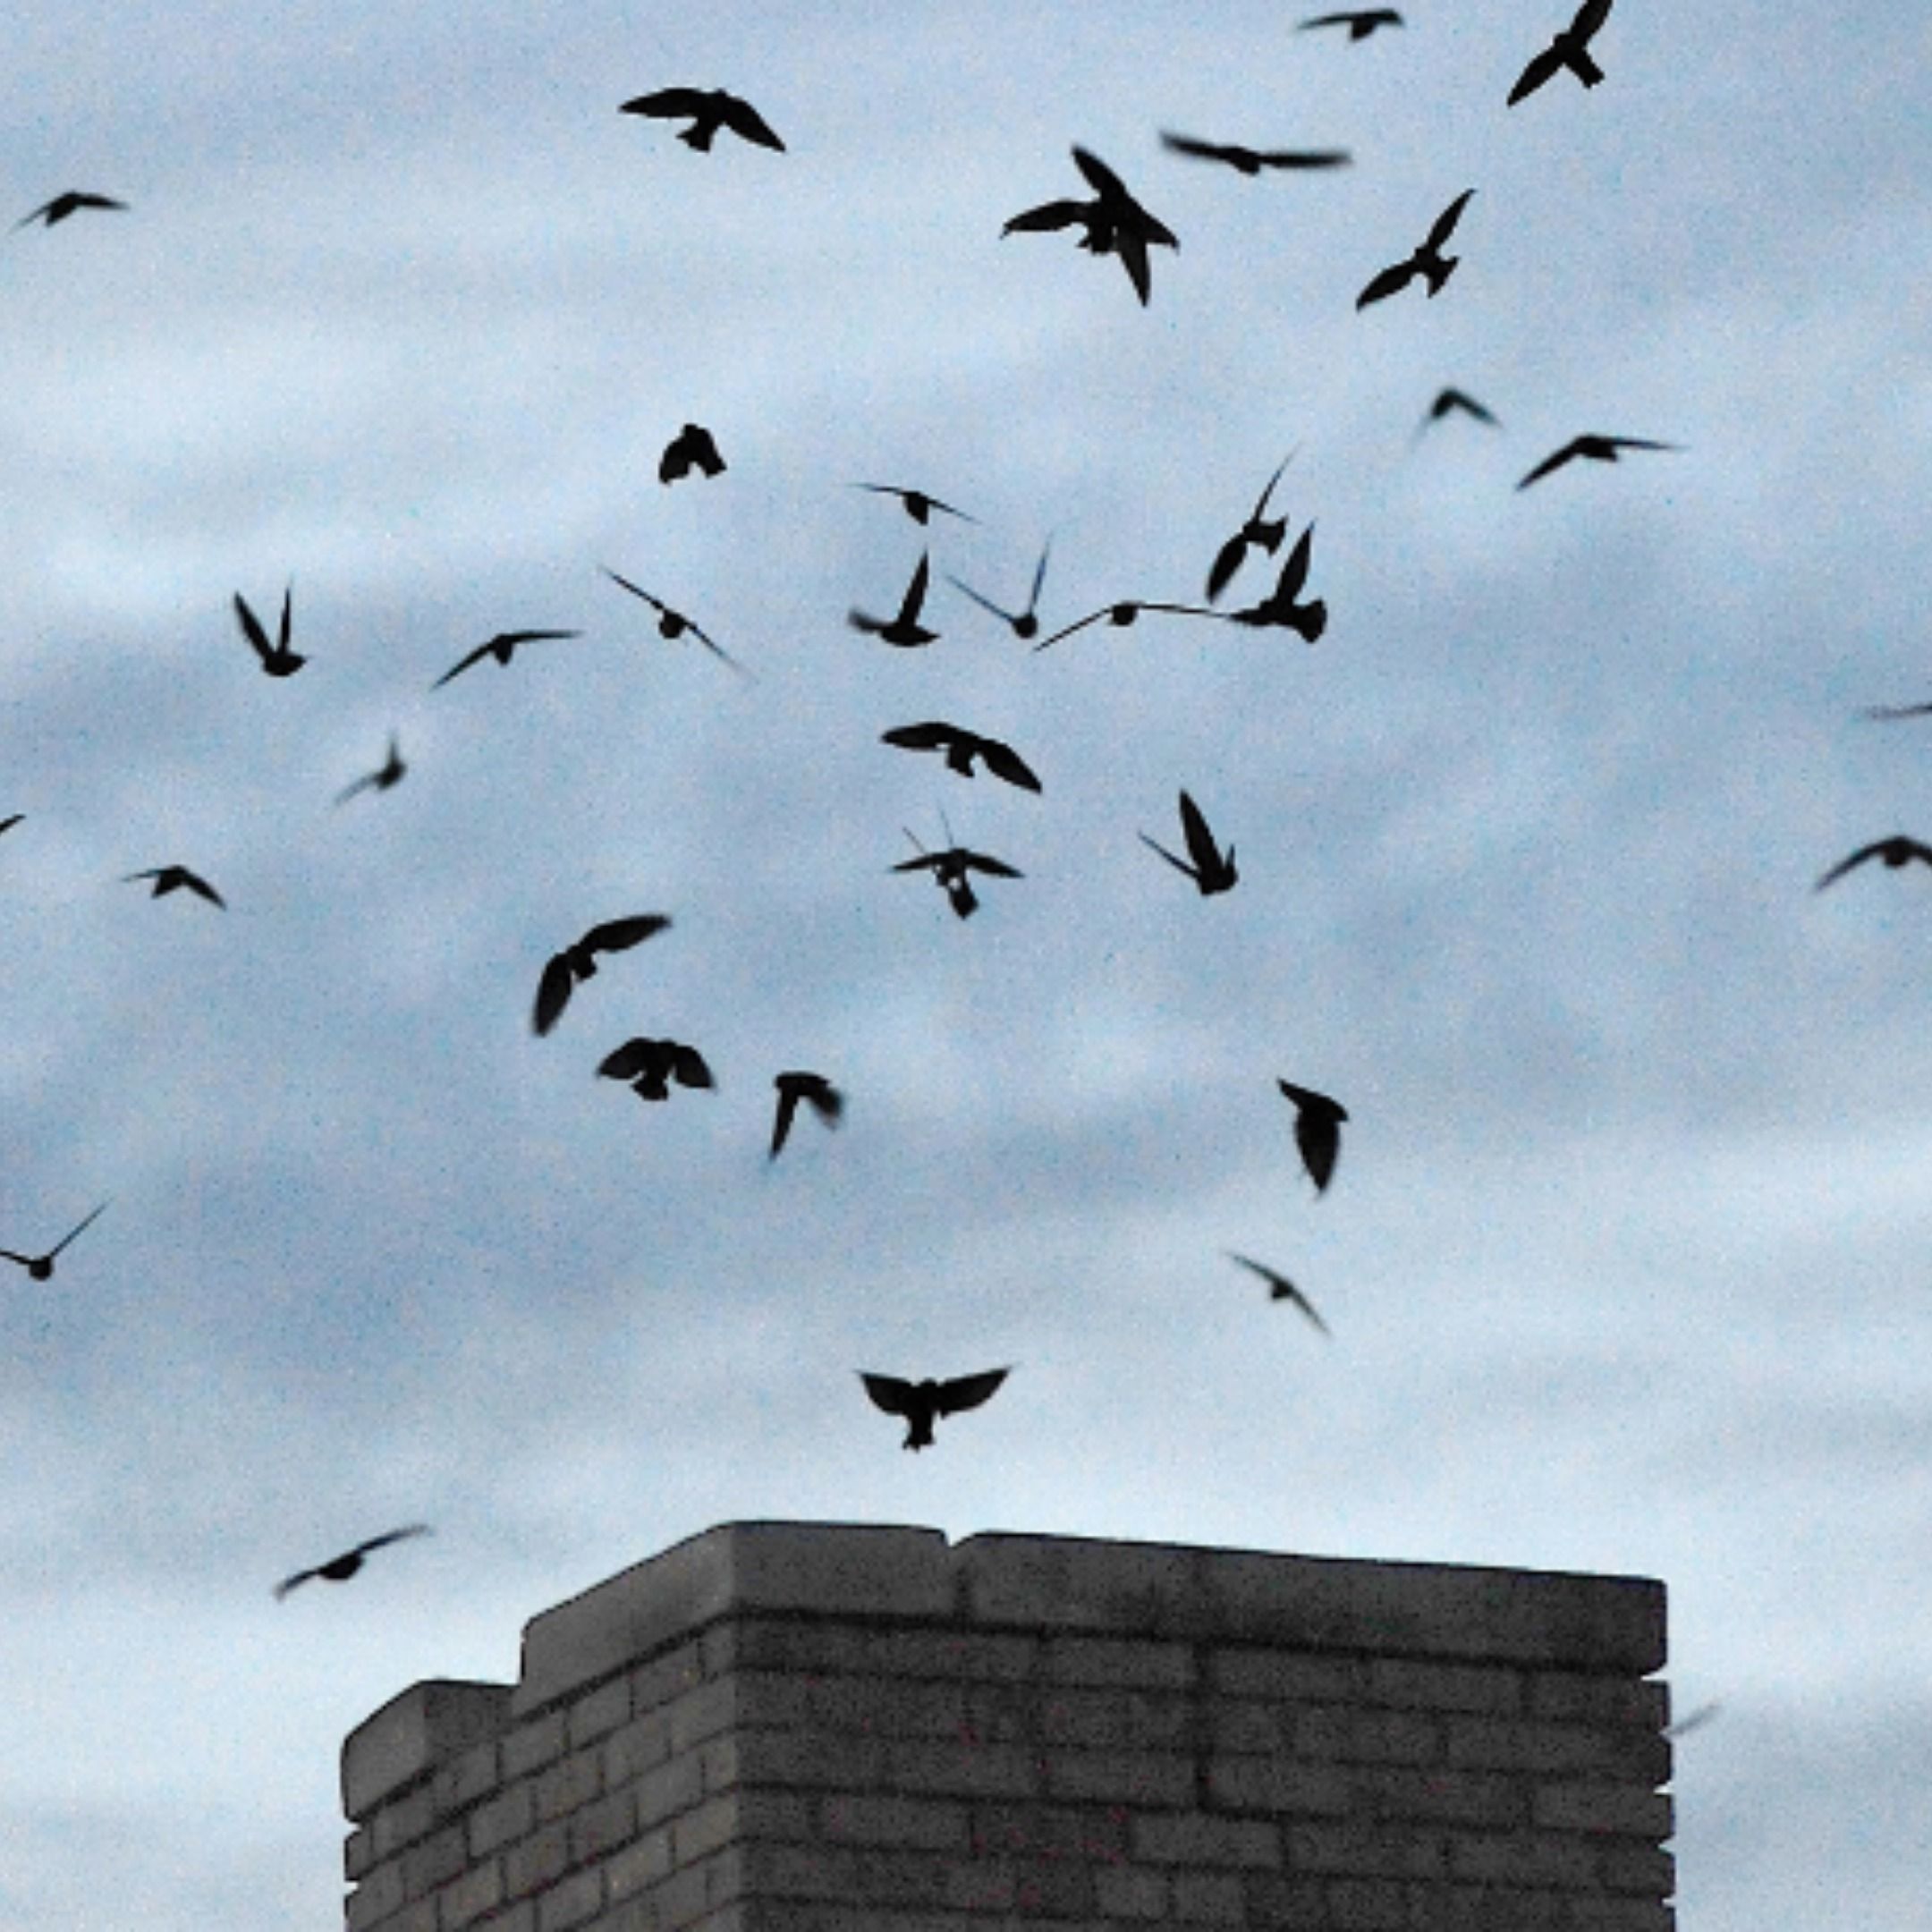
[1814,836,1932,893]
[1515,434,1680,490]
[1034,597,1219,652]
[125,864,225,908]
[335,734,406,806]
[1141,791,1238,894]
[1860,699,1932,722]
[1160,131,1352,176]
[1003,147,1178,305]
[0,1202,108,1282]
[855,485,975,527]
[1508,0,1614,106]
[601,566,750,677]
[1300,9,1403,38]
[0,813,21,838]
[1206,453,1295,603]
[432,629,580,689]
[1420,387,1500,434]
[597,1037,715,1100]
[770,1072,843,1159]
[948,537,1054,640]
[659,422,725,483]
[1356,189,1476,309]
[274,1525,430,1600]
[860,1368,1011,1450]
[1227,524,1326,641]
[1225,1251,1332,1335]
[850,552,939,648]
[15,191,127,229]
[620,87,785,152]
[1278,1080,1348,1193]
[532,915,672,1037]
[894,829,1022,920]
[233,585,303,677]
[880,722,1042,793]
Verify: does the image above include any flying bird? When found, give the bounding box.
[1227,524,1326,641]
[532,914,672,1037]
[274,1525,430,1600]
[770,1072,843,1159]
[1508,0,1614,106]
[0,814,21,838]
[1159,132,1352,176]
[1003,147,1178,305]
[880,722,1042,793]
[1515,434,1680,490]
[1277,1080,1348,1193]
[1419,387,1500,434]
[659,422,725,483]
[600,566,750,676]
[1033,598,1219,652]
[1814,836,1932,893]
[14,191,126,229]
[947,537,1054,640]
[894,831,1022,920]
[0,1202,109,1282]
[619,87,785,152]
[1206,453,1294,603]
[1356,189,1476,309]
[432,629,580,689]
[1299,9,1403,38]
[1141,790,1237,895]
[855,485,975,527]
[850,552,939,648]
[1860,700,1932,722]
[335,734,406,806]
[1224,1252,1331,1335]
[860,1368,1011,1451]
[233,585,303,677]
[597,1037,715,1100]
[124,865,225,908]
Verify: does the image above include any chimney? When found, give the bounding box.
[342,1521,1673,1930]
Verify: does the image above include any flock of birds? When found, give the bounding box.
[1,0,1915,1614]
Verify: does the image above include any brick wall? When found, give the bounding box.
[342,1522,1673,1931]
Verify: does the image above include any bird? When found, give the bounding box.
[334,734,406,806]
[1860,700,1932,722]
[274,1525,430,1600]
[1356,189,1476,309]
[1419,387,1500,434]
[770,1072,843,1159]
[659,422,725,484]
[1508,0,1614,106]
[0,814,21,838]
[600,566,750,676]
[1277,1080,1348,1193]
[0,1202,109,1282]
[1141,791,1238,894]
[1227,524,1326,641]
[894,830,1022,920]
[850,552,939,648]
[1159,132,1352,176]
[880,722,1042,793]
[14,191,126,230]
[233,585,304,677]
[1033,598,1219,652]
[1814,836,1932,893]
[1515,434,1680,490]
[431,629,580,689]
[860,1368,1011,1451]
[619,87,785,153]
[855,485,975,527]
[532,915,672,1037]
[947,537,1054,640]
[1206,453,1295,603]
[597,1037,715,1100]
[1299,9,1403,38]
[1664,1701,1724,1740]
[1003,147,1178,305]
[125,865,225,908]
[1225,1252,1332,1335]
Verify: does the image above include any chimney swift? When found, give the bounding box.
[1508,0,1614,106]
[855,485,976,527]
[1515,434,1680,490]
[532,914,672,1037]
[597,1037,715,1100]
[619,87,785,152]
[893,827,1022,920]
[1206,453,1295,603]
[1299,9,1403,38]
[1159,132,1352,176]
[233,584,304,677]
[1356,189,1475,309]
[880,722,1042,793]
[1860,700,1932,722]
[334,734,406,807]
[1277,1080,1347,1192]
[947,536,1054,640]
[850,552,939,648]
[1033,598,1219,652]
[14,191,127,230]
[0,1202,108,1282]
[1224,1251,1332,1335]
[659,422,725,483]
[431,630,580,690]
[1419,387,1500,435]
[860,1367,1011,1450]
[1814,836,1932,893]
[600,566,750,676]
[1004,147,1178,305]
[770,1072,843,1158]
[1227,524,1326,641]
[1141,790,1237,894]
[124,865,225,908]
[0,814,21,838]
[274,1524,430,1600]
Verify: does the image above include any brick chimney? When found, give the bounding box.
[341,1522,1673,1930]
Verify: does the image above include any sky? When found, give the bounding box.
[2,2,1929,1925]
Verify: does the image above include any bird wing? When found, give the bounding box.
[936,1367,1011,1416]
[496,630,580,648]
[1072,147,1131,202]
[882,722,955,753]
[0,814,20,835]
[1603,436,1680,453]
[1114,227,1154,303]
[1508,46,1563,105]
[1860,702,1932,721]
[1572,0,1614,41]
[354,1524,430,1558]
[1257,149,1352,169]
[978,738,1042,793]
[1515,442,1580,490]
[273,1567,319,1600]
[1033,607,1110,650]
[334,769,377,806]
[671,1044,715,1089]
[1140,832,1198,880]
[896,553,931,623]
[1159,131,1239,165]
[1814,843,1899,891]
[860,1372,919,1418]
[945,575,1017,623]
[621,87,710,119]
[532,956,575,1036]
[1177,792,1221,873]
[1276,525,1314,600]
[1002,199,1090,236]
[961,851,1023,878]
[600,565,665,614]
[432,643,492,686]
[584,914,672,955]
[47,1202,108,1258]
[0,1250,32,1267]
[769,1085,800,1157]
[1355,259,1415,309]
[800,1079,843,1125]
[1427,189,1476,249]
[277,583,293,654]
[1205,532,1250,604]
[718,93,785,150]
[184,871,226,907]
[1027,538,1055,610]
[597,1038,653,1080]
[233,593,273,664]
[1438,388,1498,425]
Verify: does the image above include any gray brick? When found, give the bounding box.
[1043,1746,1195,1806]
[343,1681,513,1822]
[566,1674,631,1746]
[604,1707,674,1785]
[1036,1685,1196,1750]
[533,1865,602,1932]
[673,1793,742,1864]
[601,1820,673,1902]
[1132,1811,1282,1867]
[1296,1707,1443,1765]
[566,1784,635,1865]
[1368,1658,1523,1715]
[533,1745,601,1823]
[887,1734,1041,1799]
[1288,1819,1448,1879]
[1597,1840,1676,1895]
[501,1820,571,1900]
[819,1792,970,1850]
[729,1724,885,1789]
[1095,1863,1170,1919]
[1326,1877,1412,1929]
[1448,1716,1670,1783]
[1448,1828,1600,1888]
[1172,1868,1247,1922]
[632,1749,705,1828]
[467,1783,534,1860]
[343,1825,375,1883]
[344,1858,403,1931]
[968,1801,1127,1865]
[632,1642,705,1718]
[501,1712,567,1783]
[1357,1765,1527,1828]
[1530,1673,1670,1727]
[1532,1782,1674,1838]
[401,1821,468,1899]
[433,1739,504,1818]
[1207,1754,1352,1816]
[437,1856,503,1929]
[1044,1635,1194,1689]
[1213,1646,1366,1702]
[370,1785,436,1861]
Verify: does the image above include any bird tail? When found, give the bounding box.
[1423,254,1457,294]
[1293,600,1328,644]
[1570,50,1604,85]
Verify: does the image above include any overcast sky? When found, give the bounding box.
[3,3,1929,1927]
